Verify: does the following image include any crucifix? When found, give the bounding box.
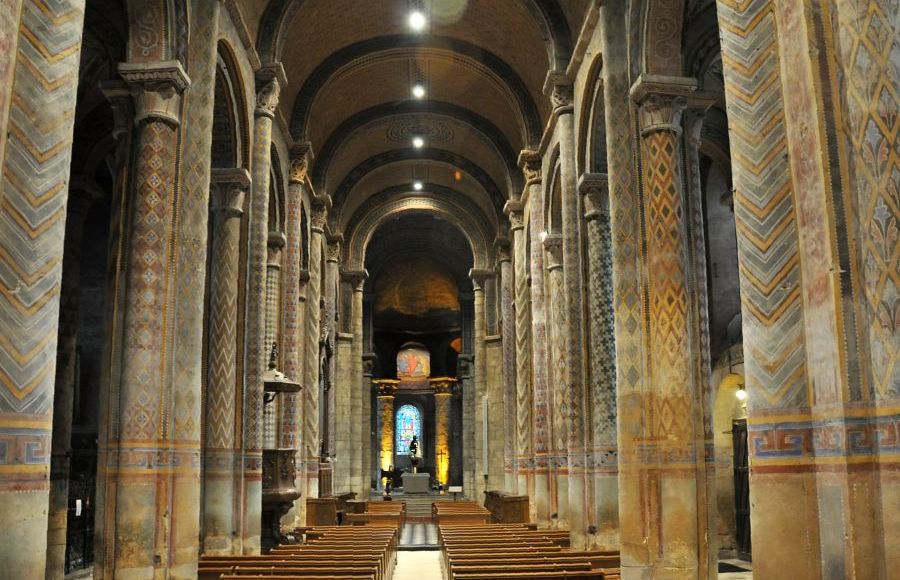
[436,449,447,483]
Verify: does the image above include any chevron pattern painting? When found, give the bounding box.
[829,0,899,400]
[0,2,85,575]
[303,225,324,498]
[512,226,533,494]
[717,0,810,409]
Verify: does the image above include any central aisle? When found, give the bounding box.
[394,550,442,580]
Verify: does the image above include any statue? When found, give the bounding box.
[408,435,420,473]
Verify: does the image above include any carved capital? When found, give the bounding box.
[310,195,331,232]
[504,200,524,232]
[342,269,368,292]
[578,173,610,221]
[326,233,343,263]
[210,167,251,217]
[267,231,286,266]
[518,149,542,185]
[254,64,286,119]
[542,233,564,270]
[630,75,696,135]
[374,379,399,398]
[494,236,511,264]
[118,60,191,126]
[430,377,456,396]
[469,268,494,291]
[289,142,313,184]
[100,81,133,139]
[544,71,573,111]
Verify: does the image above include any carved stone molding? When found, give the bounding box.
[629,74,697,135]
[578,173,610,221]
[118,60,191,126]
[504,200,524,232]
[210,167,251,217]
[542,233,564,270]
[518,149,543,185]
[99,81,133,139]
[494,236,512,264]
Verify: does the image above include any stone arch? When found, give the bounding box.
[577,53,608,176]
[313,101,520,192]
[212,41,250,170]
[269,144,285,232]
[332,148,507,217]
[257,0,572,73]
[124,0,189,64]
[289,36,543,147]
[344,190,492,271]
[544,147,563,235]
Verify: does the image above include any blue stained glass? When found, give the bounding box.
[395,404,421,455]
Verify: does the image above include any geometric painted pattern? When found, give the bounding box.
[717,0,810,409]
[828,0,899,400]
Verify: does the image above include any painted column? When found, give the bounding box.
[505,200,533,501]
[264,233,285,360]
[345,269,368,495]
[375,381,398,475]
[469,268,492,501]
[280,145,310,497]
[0,2,85,576]
[496,237,516,493]
[542,234,567,527]
[596,1,650,575]
[322,235,341,472]
[242,64,285,554]
[548,74,590,545]
[46,185,99,577]
[203,168,251,555]
[627,76,710,578]
[521,150,552,525]
[579,174,619,549]
[303,195,328,505]
[432,379,454,486]
[95,60,198,578]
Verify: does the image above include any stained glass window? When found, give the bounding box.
[395,404,422,455]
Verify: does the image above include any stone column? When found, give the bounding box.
[547,74,589,545]
[280,146,309,527]
[579,174,619,549]
[95,61,199,578]
[265,233,285,358]
[542,233,567,526]
[0,2,85,576]
[625,76,710,578]
[344,269,368,495]
[375,381,398,475]
[46,184,99,577]
[303,195,329,505]
[520,151,551,524]
[495,237,516,492]
[505,200,533,501]
[242,64,285,554]
[203,168,251,555]
[469,269,492,500]
[432,379,454,486]
[323,235,341,465]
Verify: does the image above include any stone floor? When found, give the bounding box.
[719,558,753,579]
[399,522,439,548]
[394,550,443,580]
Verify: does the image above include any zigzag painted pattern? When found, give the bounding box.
[0,1,84,423]
[303,232,323,473]
[717,0,809,409]
[207,209,240,450]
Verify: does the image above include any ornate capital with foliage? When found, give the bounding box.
[255,63,286,119]
[518,149,542,185]
[504,200,524,231]
[630,74,697,135]
[118,60,191,126]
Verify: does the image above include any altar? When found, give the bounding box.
[402,472,431,494]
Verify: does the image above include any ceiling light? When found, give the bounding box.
[409,10,427,32]
[412,136,425,149]
[412,84,426,99]
[413,181,424,191]
[735,386,748,402]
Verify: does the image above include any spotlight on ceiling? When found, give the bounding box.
[735,386,748,402]
[413,181,424,191]
[408,10,427,32]
[412,84,426,99]
[412,136,425,149]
